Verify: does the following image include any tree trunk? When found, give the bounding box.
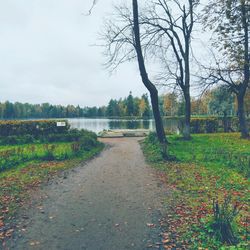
[183,89,191,140]
[132,0,168,156]
[238,3,250,139]
[150,90,166,144]
[237,93,249,138]
[183,34,191,140]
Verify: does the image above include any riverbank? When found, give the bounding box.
[2,116,249,134]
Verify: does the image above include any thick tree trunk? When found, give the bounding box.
[238,3,250,139]
[183,34,191,140]
[132,0,167,155]
[237,93,249,138]
[183,90,191,139]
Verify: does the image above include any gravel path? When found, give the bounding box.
[6,138,167,250]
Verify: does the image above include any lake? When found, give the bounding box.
[68,118,180,134]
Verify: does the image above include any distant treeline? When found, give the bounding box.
[1,87,249,120]
[0,92,151,119]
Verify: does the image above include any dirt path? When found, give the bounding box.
[6,138,167,250]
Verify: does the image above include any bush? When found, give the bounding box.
[178,116,250,134]
[0,134,35,145]
[39,130,82,143]
[190,118,219,134]
[79,131,98,151]
[210,196,241,245]
[0,128,97,146]
[0,120,70,137]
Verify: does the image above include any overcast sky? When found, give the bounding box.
[0,0,149,107]
[0,0,210,107]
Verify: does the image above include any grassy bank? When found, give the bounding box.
[0,141,99,172]
[0,143,103,241]
[142,133,249,249]
[0,126,104,242]
[0,125,101,172]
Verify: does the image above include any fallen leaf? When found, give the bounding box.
[5,229,14,237]
[146,223,155,228]
[0,220,4,227]
[162,239,170,244]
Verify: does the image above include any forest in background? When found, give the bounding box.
[0,86,250,119]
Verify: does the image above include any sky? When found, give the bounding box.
[0,0,211,107]
[0,0,148,107]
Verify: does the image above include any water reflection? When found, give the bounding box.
[108,119,151,130]
[68,118,179,134]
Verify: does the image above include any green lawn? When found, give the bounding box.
[0,142,74,156]
[147,133,250,177]
[172,132,248,156]
[142,133,249,249]
[0,140,104,241]
[0,140,102,172]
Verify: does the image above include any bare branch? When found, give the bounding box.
[85,0,98,16]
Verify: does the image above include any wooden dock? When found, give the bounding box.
[98,129,151,138]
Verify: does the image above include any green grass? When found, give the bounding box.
[142,133,249,249]
[0,144,103,213]
[146,133,250,177]
[0,142,73,157]
[0,141,100,172]
[0,142,71,151]
[0,139,104,241]
[169,133,249,160]
[173,133,250,177]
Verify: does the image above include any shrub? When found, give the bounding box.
[210,196,241,245]
[0,120,70,137]
[189,118,219,134]
[0,136,19,145]
[178,117,250,134]
[79,132,98,151]
[0,128,97,146]
[205,119,218,133]
[1,134,35,145]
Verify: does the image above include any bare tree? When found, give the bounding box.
[133,0,167,151]
[102,1,168,156]
[140,0,199,140]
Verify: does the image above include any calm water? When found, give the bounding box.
[68,118,179,134]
